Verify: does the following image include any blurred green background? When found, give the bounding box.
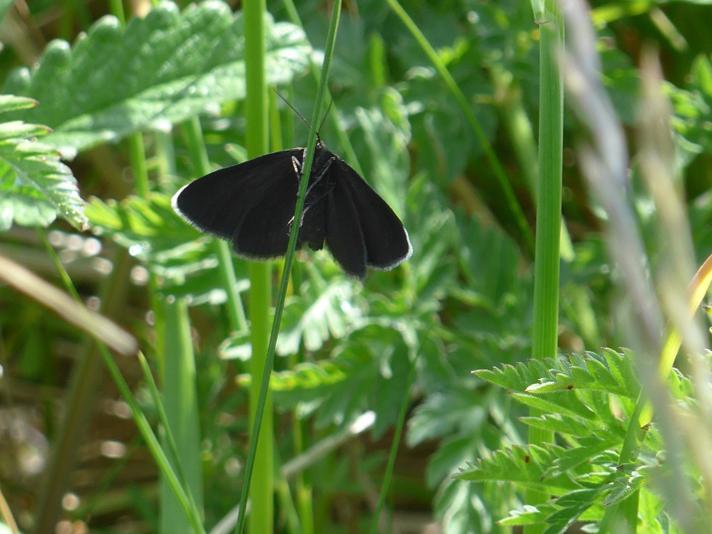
[0,0,710,533]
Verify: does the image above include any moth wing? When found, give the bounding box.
[172,149,301,239]
[326,174,367,279]
[233,174,299,259]
[334,160,412,270]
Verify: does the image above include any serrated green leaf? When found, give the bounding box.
[474,358,557,391]
[548,435,622,475]
[520,412,598,438]
[237,324,413,433]
[499,504,548,526]
[0,95,38,113]
[544,488,602,534]
[458,444,578,492]
[0,103,86,230]
[237,358,348,393]
[524,350,638,398]
[86,193,201,252]
[4,1,310,157]
[276,280,364,355]
[86,193,229,299]
[511,392,597,421]
[407,388,487,447]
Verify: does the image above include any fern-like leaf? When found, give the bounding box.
[526,349,639,398]
[458,444,579,493]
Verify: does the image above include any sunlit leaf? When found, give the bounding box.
[0,95,86,230]
[3,1,310,157]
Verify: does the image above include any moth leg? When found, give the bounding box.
[304,156,335,199]
[288,156,337,225]
[291,155,303,181]
[287,155,337,235]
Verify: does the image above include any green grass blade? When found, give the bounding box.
[370,360,417,533]
[160,297,205,532]
[235,2,343,532]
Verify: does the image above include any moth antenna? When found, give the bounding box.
[317,98,334,134]
[273,88,311,130]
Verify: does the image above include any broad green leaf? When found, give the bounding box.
[0,95,86,230]
[3,1,310,157]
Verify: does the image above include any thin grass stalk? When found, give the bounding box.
[292,416,314,534]
[370,360,417,533]
[30,220,134,534]
[159,298,204,531]
[386,0,534,250]
[235,2,343,532]
[242,0,274,532]
[41,236,206,533]
[268,90,309,534]
[275,476,301,534]
[526,1,563,529]
[137,352,191,492]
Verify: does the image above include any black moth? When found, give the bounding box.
[172,141,412,279]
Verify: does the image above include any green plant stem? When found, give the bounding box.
[386,0,533,250]
[293,418,314,534]
[370,358,417,533]
[137,352,190,492]
[242,0,273,533]
[108,0,125,24]
[235,2,343,532]
[128,134,149,196]
[527,2,563,531]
